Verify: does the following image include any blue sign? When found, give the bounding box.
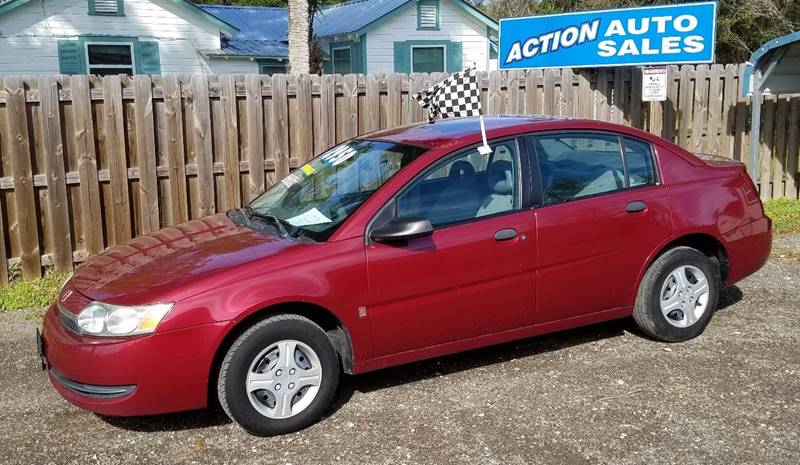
[499,2,717,69]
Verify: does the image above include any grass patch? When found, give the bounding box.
[764,199,800,235]
[0,271,69,312]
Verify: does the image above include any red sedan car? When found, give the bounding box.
[40,116,771,436]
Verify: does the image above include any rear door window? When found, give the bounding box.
[534,133,625,204]
[533,132,657,205]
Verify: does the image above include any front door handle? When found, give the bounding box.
[626,201,648,213]
[495,228,518,241]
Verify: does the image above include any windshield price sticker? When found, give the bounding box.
[499,2,717,69]
[281,173,302,188]
[642,66,668,101]
[322,145,358,167]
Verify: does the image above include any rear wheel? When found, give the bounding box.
[217,314,340,436]
[633,246,720,342]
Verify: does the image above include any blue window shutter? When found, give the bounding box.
[58,40,86,75]
[394,42,409,73]
[446,41,463,73]
[138,41,161,74]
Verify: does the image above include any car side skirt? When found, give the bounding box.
[352,305,631,374]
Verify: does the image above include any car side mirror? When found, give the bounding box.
[370,217,433,243]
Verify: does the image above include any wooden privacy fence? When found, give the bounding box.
[0,65,798,283]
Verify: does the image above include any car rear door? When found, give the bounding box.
[365,139,537,357]
[528,132,673,323]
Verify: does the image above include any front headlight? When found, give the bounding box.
[76,301,174,337]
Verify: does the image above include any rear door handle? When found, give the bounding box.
[626,201,647,213]
[495,228,518,241]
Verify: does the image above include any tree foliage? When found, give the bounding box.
[476,0,800,63]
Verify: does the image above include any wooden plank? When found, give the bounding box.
[0,198,7,285]
[220,74,241,209]
[560,68,574,117]
[576,70,592,119]
[162,75,188,224]
[664,65,680,141]
[487,70,502,115]
[407,74,426,122]
[630,67,643,129]
[69,76,103,255]
[386,74,403,128]
[3,79,41,278]
[691,65,710,153]
[319,74,337,150]
[786,97,799,200]
[612,67,625,124]
[133,75,159,233]
[192,75,215,216]
[772,98,789,198]
[365,73,381,133]
[340,74,359,139]
[734,64,749,162]
[103,76,132,244]
[245,74,265,196]
[271,74,290,181]
[706,64,723,154]
[677,66,695,148]
[506,70,522,115]
[38,76,72,271]
[596,68,610,121]
[760,95,775,200]
[524,69,543,115]
[543,68,558,115]
[720,64,738,158]
[294,74,314,162]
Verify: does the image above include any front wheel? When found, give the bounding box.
[217,314,340,436]
[633,246,720,342]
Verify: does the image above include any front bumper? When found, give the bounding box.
[41,303,228,416]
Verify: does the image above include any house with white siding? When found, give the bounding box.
[0,0,498,75]
[0,0,255,74]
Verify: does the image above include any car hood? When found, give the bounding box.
[67,213,300,305]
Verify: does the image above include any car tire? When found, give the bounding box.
[633,246,720,342]
[217,314,340,436]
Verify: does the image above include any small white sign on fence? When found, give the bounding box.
[642,66,668,102]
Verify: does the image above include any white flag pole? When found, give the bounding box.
[474,62,492,155]
[478,114,492,155]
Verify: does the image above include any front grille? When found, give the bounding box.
[50,370,136,399]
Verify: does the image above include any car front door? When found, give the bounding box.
[529,132,673,323]
[365,140,537,357]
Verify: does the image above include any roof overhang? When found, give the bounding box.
[324,0,498,39]
[0,0,239,34]
[0,0,32,15]
[742,30,800,96]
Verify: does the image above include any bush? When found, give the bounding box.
[0,272,69,311]
[764,198,800,235]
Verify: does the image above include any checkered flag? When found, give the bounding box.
[414,66,482,122]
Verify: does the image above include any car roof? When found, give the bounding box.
[361,115,695,160]
[364,115,647,149]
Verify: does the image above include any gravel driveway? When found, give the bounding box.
[2,237,799,465]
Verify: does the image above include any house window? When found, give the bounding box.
[417,0,439,30]
[259,60,287,76]
[85,43,135,75]
[332,47,352,74]
[411,46,445,73]
[89,0,124,16]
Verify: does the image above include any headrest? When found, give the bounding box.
[448,160,476,187]
[487,160,513,195]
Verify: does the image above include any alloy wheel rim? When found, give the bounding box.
[659,265,710,328]
[246,339,323,419]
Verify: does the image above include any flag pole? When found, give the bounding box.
[478,114,492,155]
[474,62,492,155]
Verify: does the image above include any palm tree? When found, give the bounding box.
[288,0,310,74]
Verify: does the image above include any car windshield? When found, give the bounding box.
[242,139,428,242]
